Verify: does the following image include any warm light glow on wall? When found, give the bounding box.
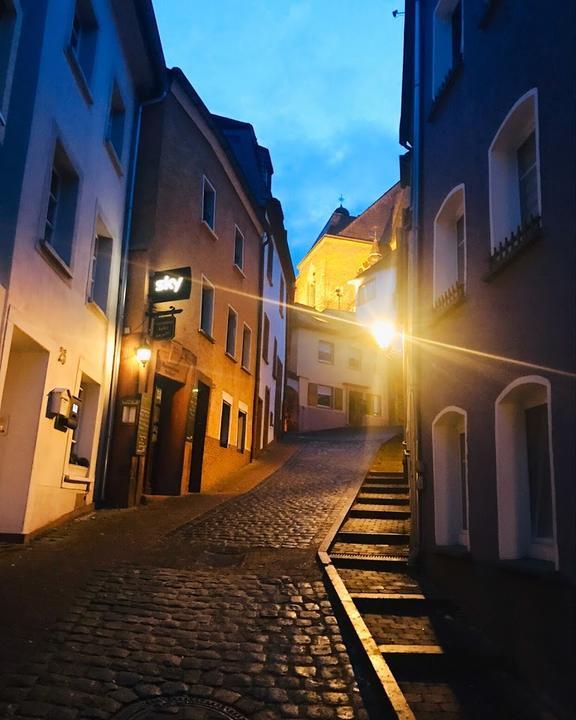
[371,321,397,349]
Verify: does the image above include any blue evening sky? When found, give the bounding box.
[153,1,405,268]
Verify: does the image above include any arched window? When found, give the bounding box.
[433,185,466,305]
[495,376,556,564]
[432,406,469,547]
[489,89,541,251]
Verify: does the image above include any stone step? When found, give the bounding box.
[366,471,404,479]
[364,476,408,486]
[361,484,408,494]
[331,553,409,571]
[356,494,409,506]
[379,644,444,655]
[331,542,409,558]
[336,531,409,545]
[350,506,411,520]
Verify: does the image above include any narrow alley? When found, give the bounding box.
[0,429,388,720]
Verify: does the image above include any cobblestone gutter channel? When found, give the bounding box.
[0,429,392,720]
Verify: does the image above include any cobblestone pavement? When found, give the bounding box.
[0,429,390,720]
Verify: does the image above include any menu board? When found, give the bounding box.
[135,392,152,456]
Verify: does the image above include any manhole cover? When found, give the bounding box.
[113,695,250,720]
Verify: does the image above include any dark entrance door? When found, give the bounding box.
[147,375,184,495]
[348,390,365,427]
[188,380,210,492]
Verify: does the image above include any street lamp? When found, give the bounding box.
[371,320,397,350]
[135,339,152,368]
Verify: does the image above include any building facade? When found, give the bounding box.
[400,0,575,708]
[105,68,285,505]
[0,0,163,540]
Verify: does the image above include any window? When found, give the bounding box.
[349,347,361,370]
[495,377,556,564]
[237,410,247,453]
[318,340,334,364]
[432,407,469,547]
[241,324,251,370]
[42,142,80,269]
[307,383,343,411]
[225,307,237,358]
[68,373,100,473]
[200,276,214,337]
[68,0,97,94]
[272,337,278,379]
[267,238,274,284]
[489,89,541,250]
[279,276,285,317]
[106,81,125,165]
[433,185,466,303]
[88,232,112,313]
[0,0,20,133]
[432,0,463,96]
[262,313,270,363]
[202,176,216,231]
[219,400,231,448]
[357,279,376,305]
[233,226,244,270]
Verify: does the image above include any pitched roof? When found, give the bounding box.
[337,182,403,241]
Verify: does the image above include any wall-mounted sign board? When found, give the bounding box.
[152,315,176,340]
[149,267,191,303]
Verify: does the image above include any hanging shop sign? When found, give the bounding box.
[149,266,191,303]
[152,314,176,340]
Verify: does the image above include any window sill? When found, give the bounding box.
[104,138,124,177]
[483,215,543,281]
[496,557,559,580]
[241,364,251,375]
[262,357,269,365]
[479,0,502,28]
[39,239,73,279]
[434,544,470,558]
[428,56,463,121]
[233,264,245,278]
[318,359,334,365]
[86,298,109,321]
[431,281,466,321]
[201,220,218,240]
[198,328,215,343]
[225,351,237,363]
[65,45,94,106]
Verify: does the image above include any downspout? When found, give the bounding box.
[407,0,423,563]
[250,229,267,461]
[95,80,168,504]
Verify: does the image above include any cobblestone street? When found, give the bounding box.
[0,429,390,720]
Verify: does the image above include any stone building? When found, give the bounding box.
[105,68,287,505]
[400,0,576,708]
[0,0,164,540]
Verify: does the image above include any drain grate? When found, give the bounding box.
[113,695,251,720]
[330,552,408,562]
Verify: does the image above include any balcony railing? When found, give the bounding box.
[485,215,543,280]
[432,280,465,316]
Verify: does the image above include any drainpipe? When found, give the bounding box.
[407,0,423,563]
[250,228,267,461]
[95,80,168,504]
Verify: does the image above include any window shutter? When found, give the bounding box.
[308,382,318,407]
[334,388,343,410]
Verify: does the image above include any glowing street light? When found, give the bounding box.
[371,320,397,349]
[135,340,152,368]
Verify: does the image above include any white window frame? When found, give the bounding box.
[318,340,334,364]
[317,384,333,409]
[87,230,113,315]
[233,225,244,272]
[488,88,542,251]
[199,274,215,338]
[432,0,463,96]
[105,79,126,169]
[433,184,466,301]
[219,392,233,449]
[432,406,470,548]
[0,0,22,141]
[241,323,252,371]
[495,376,557,566]
[201,175,216,233]
[225,305,238,359]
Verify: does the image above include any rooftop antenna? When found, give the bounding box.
[392,9,405,18]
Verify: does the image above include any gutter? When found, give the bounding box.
[95,78,168,504]
[250,230,267,461]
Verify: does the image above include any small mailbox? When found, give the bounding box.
[46,388,81,432]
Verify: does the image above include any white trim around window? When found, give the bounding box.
[225,305,238,359]
[201,175,217,234]
[199,274,215,338]
[433,184,466,301]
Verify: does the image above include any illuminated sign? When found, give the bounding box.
[149,267,191,303]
